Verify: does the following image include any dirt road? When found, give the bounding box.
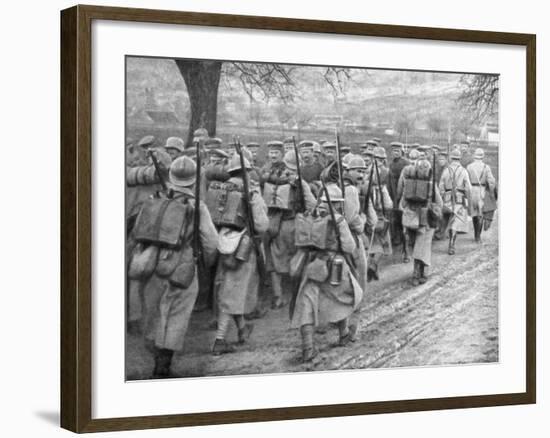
[126,217,498,380]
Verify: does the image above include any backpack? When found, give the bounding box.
[205,181,247,230]
[403,165,432,203]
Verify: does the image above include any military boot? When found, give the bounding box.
[300,324,318,363]
[238,323,254,345]
[448,231,457,255]
[410,260,421,286]
[212,339,236,356]
[418,262,428,284]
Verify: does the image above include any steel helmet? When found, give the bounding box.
[169,156,196,187]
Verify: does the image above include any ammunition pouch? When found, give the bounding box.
[402,209,420,230]
[155,248,181,278]
[168,252,195,289]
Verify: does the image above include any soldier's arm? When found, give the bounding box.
[438,169,448,195]
[250,190,269,235]
[344,185,365,233]
[336,215,356,255]
[396,170,405,201]
[486,165,497,192]
[198,202,219,267]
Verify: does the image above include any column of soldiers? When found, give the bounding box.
[126,130,497,378]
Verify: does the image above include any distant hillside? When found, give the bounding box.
[126,57,482,139]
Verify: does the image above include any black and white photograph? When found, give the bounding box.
[125,56,499,380]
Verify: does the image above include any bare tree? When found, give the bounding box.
[458,74,499,123]
[175,60,352,144]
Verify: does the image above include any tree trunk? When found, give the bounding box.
[174,60,222,145]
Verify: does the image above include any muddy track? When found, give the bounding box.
[126,217,499,380]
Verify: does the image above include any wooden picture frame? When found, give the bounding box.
[60,4,536,433]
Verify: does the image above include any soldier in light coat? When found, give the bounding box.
[466,148,496,243]
[364,147,394,281]
[126,136,172,333]
[291,184,362,362]
[265,150,317,309]
[399,158,443,285]
[343,156,378,341]
[128,156,219,378]
[212,155,269,355]
[439,149,472,255]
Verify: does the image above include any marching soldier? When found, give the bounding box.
[344,156,378,340]
[398,156,443,285]
[466,148,496,243]
[212,154,269,354]
[365,147,393,281]
[322,142,337,166]
[312,142,325,167]
[433,150,449,240]
[164,137,185,161]
[265,150,317,309]
[387,142,409,246]
[298,140,324,183]
[127,156,219,377]
[259,140,285,186]
[291,184,362,361]
[396,149,420,262]
[439,148,472,255]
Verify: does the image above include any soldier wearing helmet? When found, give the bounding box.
[211,154,269,355]
[264,150,317,310]
[397,155,443,285]
[127,156,219,377]
[439,148,472,255]
[290,183,362,361]
[466,148,496,243]
[364,146,393,281]
[164,137,185,161]
[388,142,410,247]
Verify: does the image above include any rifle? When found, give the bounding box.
[193,141,205,282]
[334,129,346,195]
[147,149,168,194]
[321,180,343,254]
[235,138,268,285]
[432,150,436,202]
[292,136,305,212]
[374,159,386,218]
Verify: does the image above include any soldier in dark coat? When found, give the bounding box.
[298,140,324,183]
